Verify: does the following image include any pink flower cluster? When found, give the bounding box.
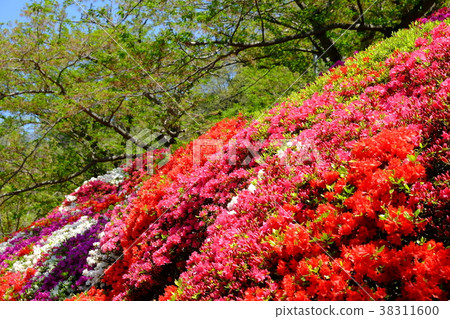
[157,22,450,301]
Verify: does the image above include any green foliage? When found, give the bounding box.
[194,64,318,125]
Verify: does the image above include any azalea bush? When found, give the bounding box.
[0,13,449,301]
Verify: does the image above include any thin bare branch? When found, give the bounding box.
[255,0,265,42]
[188,22,389,49]
[79,104,151,149]
[0,119,61,192]
[0,154,127,199]
[107,96,126,123]
[32,60,67,95]
[0,89,55,99]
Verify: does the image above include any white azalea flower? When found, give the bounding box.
[97,167,126,185]
[11,216,96,273]
[257,169,265,180]
[0,231,27,253]
[227,195,239,210]
[277,149,286,159]
[82,243,120,289]
[65,195,77,202]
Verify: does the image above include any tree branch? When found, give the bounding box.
[231,6,245,43]
[79,105,151,149]
[142,91,163,106]
[255,0,265,43]
[396,0,441,30]
[0,154,127,199]
[188,23,389,49]
[356,0,365,26]
[263,15,302,32]
[32,60,67,95]
[0,89,55,100]
[0,119,61,193]
[107,96,126,123]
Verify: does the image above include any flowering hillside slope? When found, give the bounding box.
[1,15,449,301]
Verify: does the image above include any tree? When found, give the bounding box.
[113,0,444,71]
[0,1,176,234]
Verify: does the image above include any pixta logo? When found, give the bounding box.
[125,129,172,175]
[191,137,322,168]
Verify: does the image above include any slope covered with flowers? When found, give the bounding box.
[0,15,449,301]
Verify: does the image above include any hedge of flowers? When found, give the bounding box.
[0,14,449,301]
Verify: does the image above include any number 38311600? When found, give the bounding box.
[379,305,439,316]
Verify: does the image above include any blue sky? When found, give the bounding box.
[0,1,105,25]
[0,0,30,23]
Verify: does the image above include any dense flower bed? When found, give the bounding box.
[0,118,245,300]
[0,14,449,301]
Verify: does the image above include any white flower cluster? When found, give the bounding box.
[57,168,126,213]
[58,201,79,213]
[11,216,96,273]
[276,140,304,159]
[81,232,120,289]
[257,169,265,180]
[65,195,77,202]
[0,231,27,254]
[226,170,265,216]
[59,198,78,214]
[97,167,126,185]
[0,242,7,254]
[227,195,239,211]
[84,167,126,186]
[276,139,324,168]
